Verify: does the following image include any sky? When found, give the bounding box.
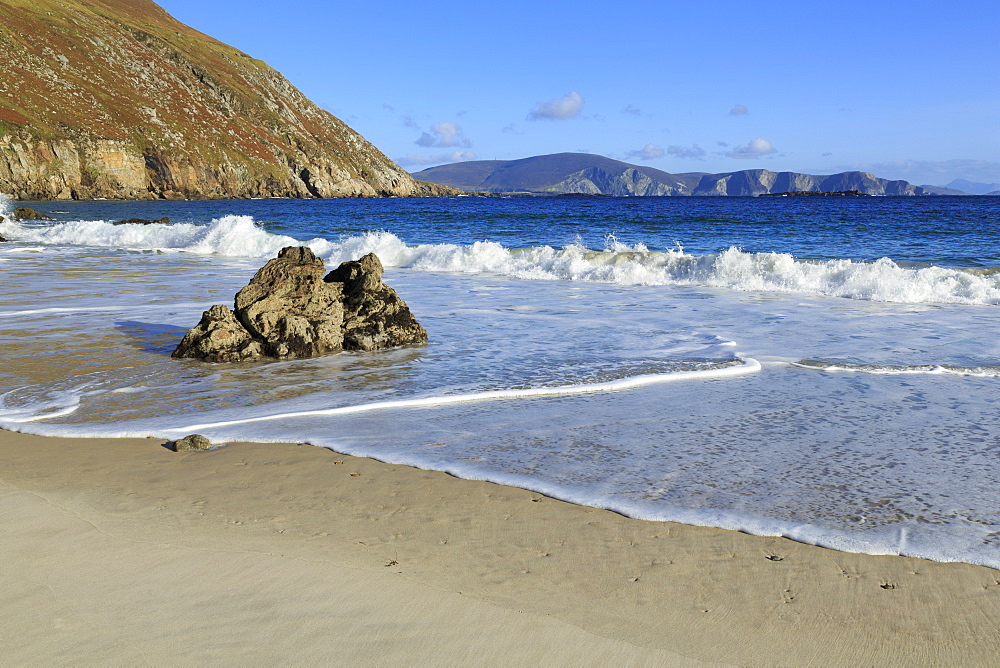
[156,0,1000,187]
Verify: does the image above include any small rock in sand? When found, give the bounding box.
[173,434,213,452]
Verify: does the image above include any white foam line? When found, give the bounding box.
[166,358,761,433]
[792,362,1000,378]
[0,301,216,318]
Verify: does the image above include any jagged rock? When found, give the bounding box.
[172,247,427,362]
[113,217,170,225]
[326,253,430,351]
[233,246,346,359]
[13,207,50,220]
[0,215,4,223]
[173,434,212,452]
[171,303,263,362]
[0,235,6,242]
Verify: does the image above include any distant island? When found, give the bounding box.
[412,153,967,197]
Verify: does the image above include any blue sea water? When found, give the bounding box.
[1,193,999,569]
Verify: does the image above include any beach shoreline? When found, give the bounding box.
[2,428,997,664]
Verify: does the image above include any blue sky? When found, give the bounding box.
[156,0,1000,186]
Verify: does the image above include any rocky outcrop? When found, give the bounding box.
[12,207,51,220]
[113,217,170,225]
[173,247,427,362]
[0,1,458,201]
[327,253,430,351]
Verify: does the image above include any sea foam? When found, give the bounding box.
[4,213,1000,305]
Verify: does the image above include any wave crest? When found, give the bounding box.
[4,213,1000,305]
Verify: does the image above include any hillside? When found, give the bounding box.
[0,0,454,199]
[414,153,944,196]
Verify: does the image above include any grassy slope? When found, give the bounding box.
[0,0,416,195]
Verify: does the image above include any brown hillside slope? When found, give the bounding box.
[0,0,453,199]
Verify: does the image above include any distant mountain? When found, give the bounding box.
[413,153,947,196]
[945,179,1000,195]
[918,185,968,195]
[0,0,455,200]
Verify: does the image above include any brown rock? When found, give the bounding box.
[13,207,51,220]
[172,304,263,362]
[327,253,429,351]
[233,246,345,359]
[173,434,212,452]
[112,217,170,225]
[172,247,426,361]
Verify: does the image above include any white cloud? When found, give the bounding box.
[395,151,477,168]
[726,137,776,159]
[415,122,471,148]
[729,104,748,116]
[382,103,396,113]
[626,143,665,160]
[401,114,419,129]
[622,104,642,116]
[527,91,584,120]
[667,144,706,159]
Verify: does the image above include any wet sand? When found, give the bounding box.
[1,429,998,665]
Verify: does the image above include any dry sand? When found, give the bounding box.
[1,429,998,665]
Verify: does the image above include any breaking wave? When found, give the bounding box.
[4,213,1000,305]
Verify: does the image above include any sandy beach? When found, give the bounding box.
[1,429,997,665]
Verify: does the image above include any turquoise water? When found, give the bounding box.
[2,194,999,568]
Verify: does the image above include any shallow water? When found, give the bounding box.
[1,194,998,569]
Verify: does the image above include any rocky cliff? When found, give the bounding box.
[0,0,455,200]
[692,169,925,196]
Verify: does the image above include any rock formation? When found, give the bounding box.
[12,207,51,220]
[172,247,427,362]
[0,0,458,201]
[113,217,170,225]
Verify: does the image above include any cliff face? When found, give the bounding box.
[551,167,694,196]
[0,0,454,200]
[692,169,926,196]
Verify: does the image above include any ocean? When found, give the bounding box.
[1,193,998,569]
